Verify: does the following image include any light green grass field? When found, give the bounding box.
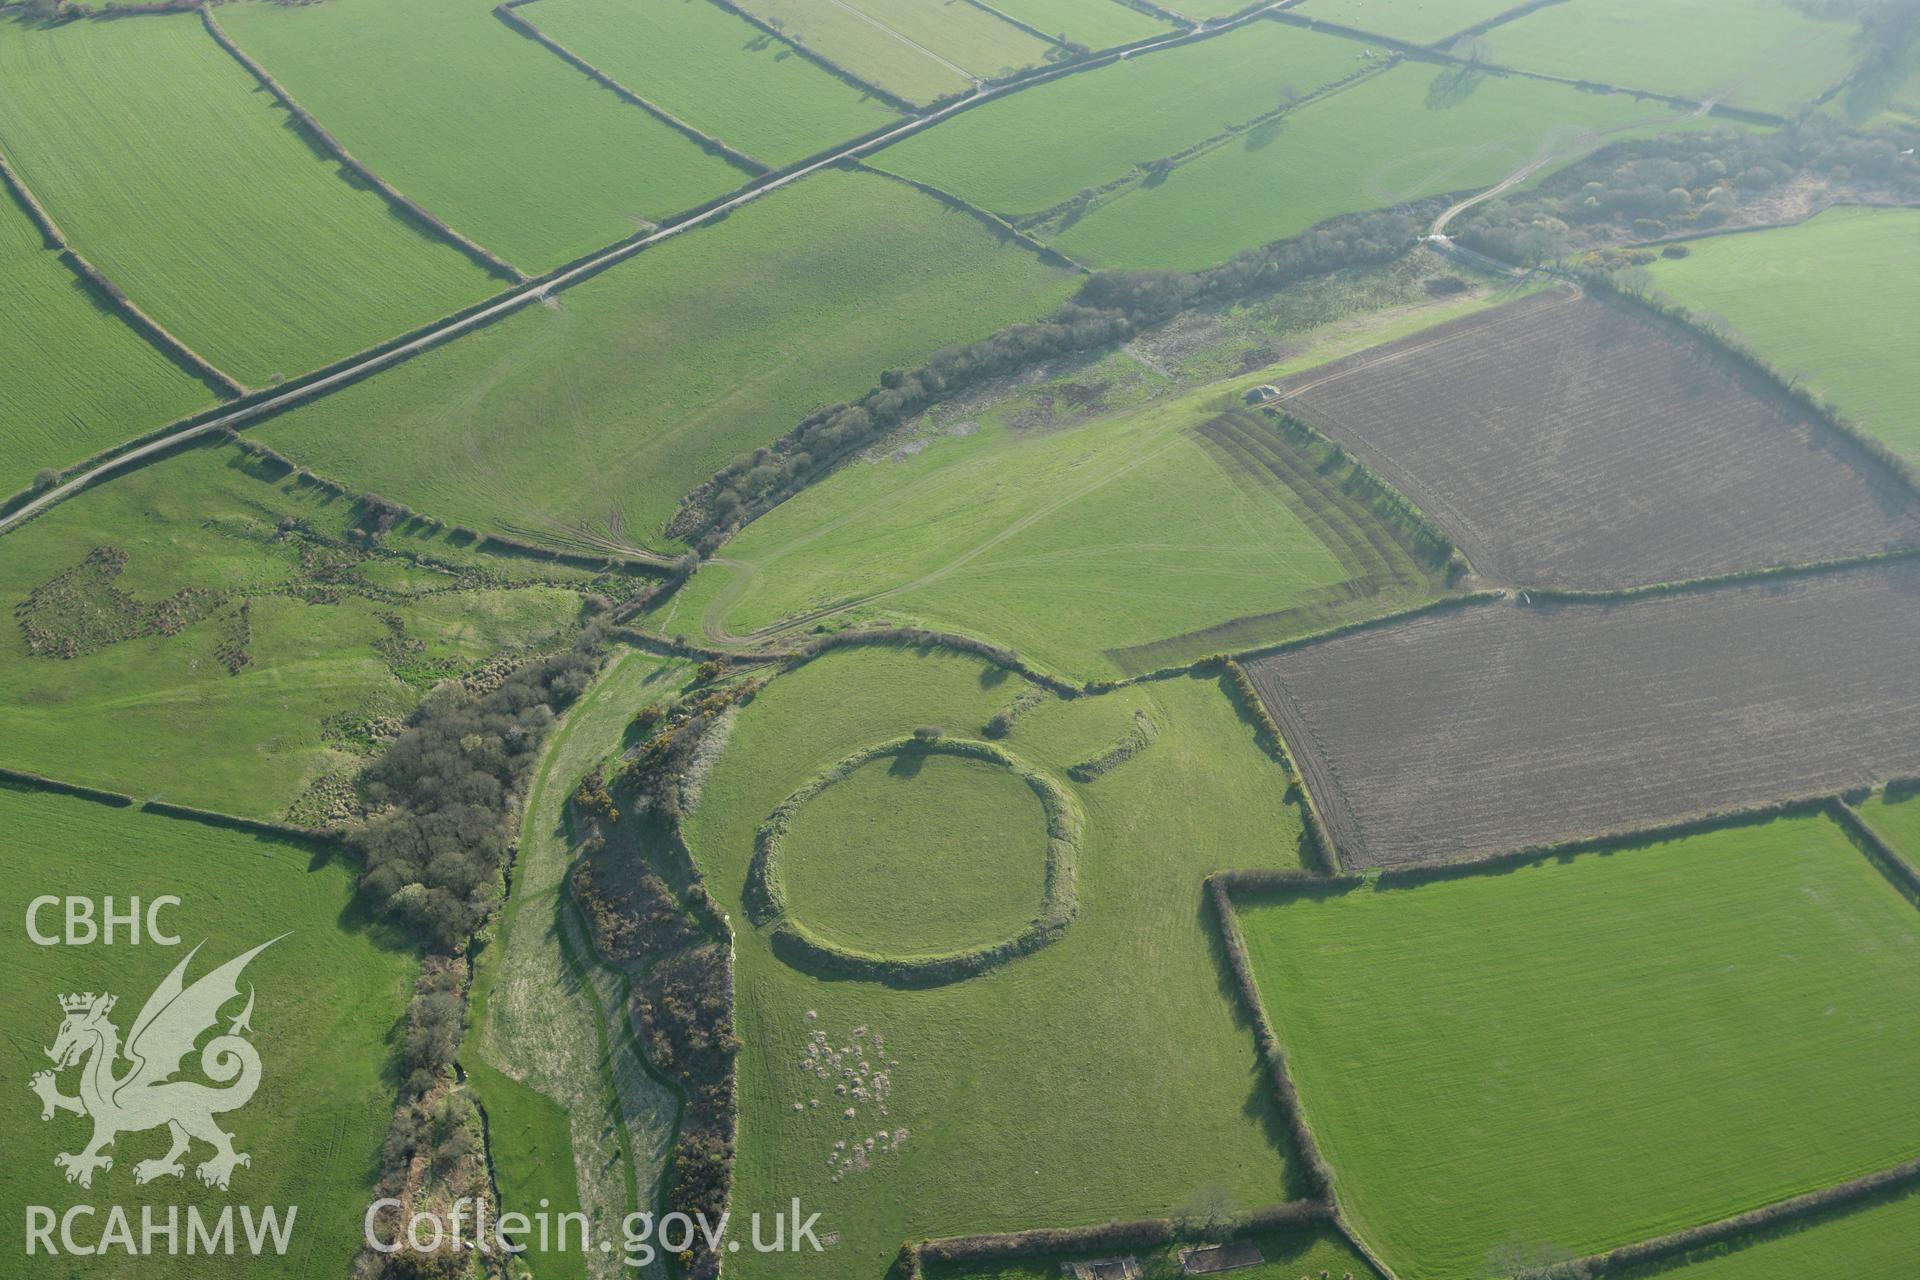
[254,170,1076,554]
[849,0,1056,78]
[926,1222,1378,1279]
[1613,1184,1920,1280]
[670,272,1511,679]
[1858,785,1920,859]
[0,186,212,496]
[1054,62,1711,269]
[469,650,692,1280]
[520,0,901,167]
[0,786,416,1278]
[735,0,1016,102]
[0,440,598,818]
[1294,0,1526,44]
[1237,815,1920,1280]
[0,13,495,386]
[986,0,1170,47]
[874,22,1370,216]
[683,648,1310,1276]
[778,752,1049,956]
[220,0,749,272]
[1484,0,1858,115]
[1646,207,1920,462]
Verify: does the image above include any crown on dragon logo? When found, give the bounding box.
[59,992,113,1015]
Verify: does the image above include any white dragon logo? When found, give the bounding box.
[28,937,282,1191]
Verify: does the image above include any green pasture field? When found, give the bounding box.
[1293,0,1526,45]
[985,0,1171,47]
[1646,207,1920,462]
[1235,814,1920,1280]
[0,13,494,387]
[926,1223,1376,1279]
[682,647,1310,1276]
[778,752,1049,957]
[1614,1184,1920,1280]
[0,786,416,1278]
[253,169,1076,555]
[220,0,748,272]
[874,21,1370,217]
[847,0,1056,78]
[519,0,901,168]
[0,439,601,819]
[668,267,1515,679]
[1054,62,1713,269]
[0,188,212,496]
[1858,784,1920,858]
[1483,0,1858,115]
[468,650,692,1280]
[731,0,980,103]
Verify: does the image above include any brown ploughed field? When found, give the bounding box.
[1245,560,1920,868]
[1274,289,1920,589]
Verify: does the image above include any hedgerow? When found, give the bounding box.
[671,207,1427,549]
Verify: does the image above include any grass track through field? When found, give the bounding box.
[469,650,693,1280]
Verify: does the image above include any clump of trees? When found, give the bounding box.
[670,207,1427,549]
[351,645,599,949]
[1454,117,1920,263]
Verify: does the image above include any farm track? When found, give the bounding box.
[0,1,1294,546]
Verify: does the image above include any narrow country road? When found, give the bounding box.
[0,3,1289,543]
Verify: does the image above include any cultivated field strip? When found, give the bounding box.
[1275,290,1920,588]
[1246,560,1920,868]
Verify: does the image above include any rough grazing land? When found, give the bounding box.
[1276,290,1920,588]
[1247,561,1920,868]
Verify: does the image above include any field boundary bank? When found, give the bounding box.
[1588,270,1920,497]
[1442,0,1569,46]
[703,0,918,112]
[1006,57,1398,235]
[200,6,527,283]
[896,1199,1367,1279]
[0,1,1283,541]
[1541,1158,1920,1279]
[1270,8,1787,126]
[494,0,769,176]
[1205,875,1344,1211]
[1831,798,1920,904]
[850,161,1082,269]
[0,142,246,398]
[954,0,1073,51]
[746,734,1081,987]
[0,764,343,843]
